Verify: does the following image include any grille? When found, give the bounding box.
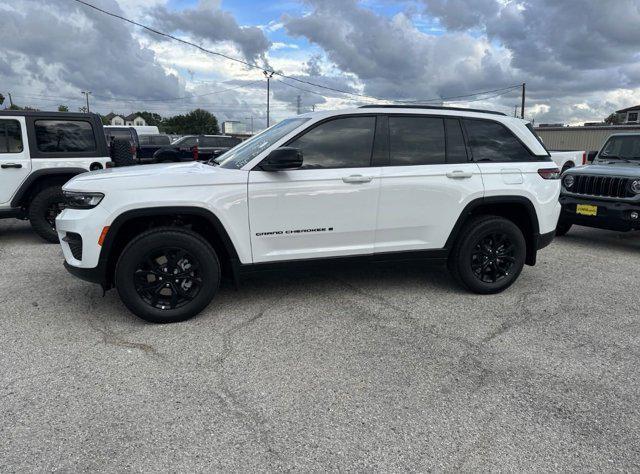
[572,175,633,198]
[64,232,83,261]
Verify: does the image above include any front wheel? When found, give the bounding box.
[449,215,526,294]
[28,186,66,243]
[115,228,221,323]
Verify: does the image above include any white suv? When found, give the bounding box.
[0,111,111,242]
[57,106,561,323]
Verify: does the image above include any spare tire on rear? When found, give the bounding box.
[110,139,135,167]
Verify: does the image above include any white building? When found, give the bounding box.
[104,113,147,127]
[616,105,640,124]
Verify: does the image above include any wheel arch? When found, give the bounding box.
[11,167,88,208]
[445,196,541,266]
[100,206,240,288]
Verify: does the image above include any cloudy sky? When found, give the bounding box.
[2,0,640,129]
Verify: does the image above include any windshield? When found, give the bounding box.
[598,136,640,162]
[217,118,310,169]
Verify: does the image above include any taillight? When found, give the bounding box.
[192,145,199,161]
[582,151,587,165]
[538,167,561,180]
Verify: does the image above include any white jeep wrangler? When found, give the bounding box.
[0,111,111,242]
[57,106,561,323]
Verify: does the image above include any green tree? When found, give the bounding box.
[604,113,621,125]
[163,109,219,135]
[58,104,69,112]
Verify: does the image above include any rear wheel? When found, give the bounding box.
[28,186,65,243]
[115,228,220,323]
[449,215,526,294]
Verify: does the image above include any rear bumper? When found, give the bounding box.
[535,230,555,250]
[560,195,640,231]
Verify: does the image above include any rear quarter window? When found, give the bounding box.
[464,119,540,162]
[35,120,96,153]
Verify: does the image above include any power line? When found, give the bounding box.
[71,0,381,101]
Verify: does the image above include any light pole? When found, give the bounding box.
[81,91,92,113]
[263,70,274,127]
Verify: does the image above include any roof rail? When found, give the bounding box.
[358,105,507,116]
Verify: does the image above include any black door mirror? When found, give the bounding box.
[259,147,303,171]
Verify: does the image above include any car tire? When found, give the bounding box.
[448,215,526,294]
[110,139,135,167]
[115,227,220,323]
[28,186,65,243]
[555,220,572,236]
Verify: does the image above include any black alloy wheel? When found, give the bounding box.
[115,228,220,323]
[448,215,526,294]
[470,232,516,283]
[134,247,202,311]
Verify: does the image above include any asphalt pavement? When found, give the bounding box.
[1,219,639,471]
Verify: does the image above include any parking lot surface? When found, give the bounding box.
[1,219,639,471]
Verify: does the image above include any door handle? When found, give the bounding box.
[342,175,373,184]
[446,170,473,179]
[1,163,22,169]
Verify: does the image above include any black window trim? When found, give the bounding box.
[272,113,379,170]
[0,119,24,154]
[444,117,470,164]
[461,117,552,163]
[26,115,108,159]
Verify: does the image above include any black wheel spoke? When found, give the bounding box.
[133,247,202,311]
[470,231,516,284]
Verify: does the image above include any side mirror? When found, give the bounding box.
[259,147,303,171]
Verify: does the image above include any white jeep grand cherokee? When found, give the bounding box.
[57,106,561,323]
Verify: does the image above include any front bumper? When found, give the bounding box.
[64,261,107,286]
[560,195,640,231]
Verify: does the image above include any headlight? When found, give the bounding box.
[630,180,640,194]
[563,174,575,189]
[63,191,104,209]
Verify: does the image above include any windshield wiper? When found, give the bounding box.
[599,155,633,164]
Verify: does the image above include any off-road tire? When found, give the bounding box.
[110,138,135,167]
[448,215,526,294]
[115,227,220,323]
[555,220,572,236]
[28,186,65,243]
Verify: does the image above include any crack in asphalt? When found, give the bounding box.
[211,297,288,470]
[83,287,161,357]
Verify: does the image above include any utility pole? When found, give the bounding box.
[81,91,92,113]
[514,105,518,117]
[244,116,254,134]
[296,95,301,115]
[521,82,526,119]
[8,92,14,107]
[263,70,274,127]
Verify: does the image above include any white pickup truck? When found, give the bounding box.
[549,151,586,173]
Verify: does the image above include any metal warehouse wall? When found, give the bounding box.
[535,125,640,152]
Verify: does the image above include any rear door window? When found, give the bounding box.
[389,116,445,165]
[0,119,23,153]
[464,119,533,162]
[35,120,96,153]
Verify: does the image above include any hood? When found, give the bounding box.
[565,163,640,178]
[63,162,246,192]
